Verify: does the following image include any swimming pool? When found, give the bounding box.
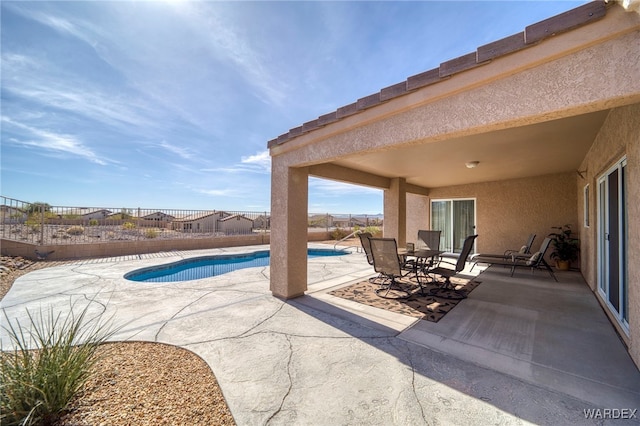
[125,248,348,282]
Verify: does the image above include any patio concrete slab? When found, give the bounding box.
[1,245,639,425]
[399,266,640,409]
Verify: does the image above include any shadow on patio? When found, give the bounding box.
[295,264,640,415]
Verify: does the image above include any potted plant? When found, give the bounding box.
[548,225,579,271]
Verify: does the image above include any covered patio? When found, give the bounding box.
[268,1,640,368]
[305,262,640,410]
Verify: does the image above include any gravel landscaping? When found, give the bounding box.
[0,257,236,425]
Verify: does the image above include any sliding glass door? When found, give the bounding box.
[431,199,476,252]
[597,157,628,332]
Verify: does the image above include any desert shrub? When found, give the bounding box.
[0,303,115,426]
[25,218,40,234]
[66,226,85,236]
[362,226,382,237]
[88,219,99,226]
[122,222,135,230]
[331,227,350,240]
[144,229,158,239]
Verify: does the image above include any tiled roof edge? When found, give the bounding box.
[268,1,608,149]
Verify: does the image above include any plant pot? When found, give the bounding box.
[556,260,570,271]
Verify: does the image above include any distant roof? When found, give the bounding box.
[268,1,607,149]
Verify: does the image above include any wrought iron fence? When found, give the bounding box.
[1,196,382,245]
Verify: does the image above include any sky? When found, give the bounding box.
[1,0,587,215]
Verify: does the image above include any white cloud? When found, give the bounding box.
[158,141,195,160]
[241,150,271,171]
[195,188,235,197]
[202,150,271,174]
[309,177,381,196]
[1,116,113,166]
[174,3,290,106]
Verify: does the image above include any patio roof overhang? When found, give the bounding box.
[268,2,640,194]
[267,2,640,300]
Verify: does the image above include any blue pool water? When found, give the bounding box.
[125,248,348,283]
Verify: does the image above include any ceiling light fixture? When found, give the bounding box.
[465,161,479,169]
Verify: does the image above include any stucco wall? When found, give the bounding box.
[428,172,578,258]
[406,193,430,244]
[577,103,640,367]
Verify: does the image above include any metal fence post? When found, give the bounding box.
[40,204,45,244]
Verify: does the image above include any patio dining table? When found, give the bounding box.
[398,248,443,295]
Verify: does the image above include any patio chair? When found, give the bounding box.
[416,230,441,250]
[476,237,558,282]
[369,238,414,299]
[415,229,446,270]
[425,234,478,299]
[358,232,386,285]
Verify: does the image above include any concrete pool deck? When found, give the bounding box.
[1,244,639,425]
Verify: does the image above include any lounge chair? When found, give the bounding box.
[369,237,415,299]
[471,233,536,262]
[470,233,536,270]
[475,237,558,282]
[425,234,478,299]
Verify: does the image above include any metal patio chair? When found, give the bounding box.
[369,237,414,299]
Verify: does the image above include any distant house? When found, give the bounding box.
[333,216,367,228]
[141,212,175,222]
[1,205,26,223]
[63,208,113,220]
[308,214,334,228]
[253,215,270,230]
[172,211,228,233]
[218,214,254,234]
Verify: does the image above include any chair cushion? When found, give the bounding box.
[526,252,541,266]
[519,245,528,254]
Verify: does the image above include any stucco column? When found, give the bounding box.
[406,193,430,243]
[383,177,407,247]
[270,160,309,299]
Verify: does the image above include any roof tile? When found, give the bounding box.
[407,68,441,91]
[318,111,338,126]
[336,102,358,119]
[380,81,408,101]
[357,93,381,110]
[525,1,606,44]
[440,52,484,77]
[302,119,319,132]
[477,32,526,62]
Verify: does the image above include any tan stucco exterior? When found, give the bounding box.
[577,103,640,362]
[427,172,578,256]
[268,3,640,366]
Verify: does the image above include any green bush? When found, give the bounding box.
[362,226,382,237]
[66,226,85,236]
[331,227,350,240]
[144,228,158,239]
[122,222,135,230]
[1,303,115,426]
[25,218,40,234]
[88,219,99,226]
